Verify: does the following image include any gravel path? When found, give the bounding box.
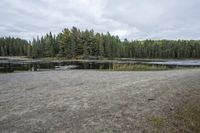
[0,69,200,133]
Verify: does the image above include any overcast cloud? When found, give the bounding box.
[0,0,200,40]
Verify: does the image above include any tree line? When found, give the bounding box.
[0,37,30,56]
[1,27,200,59]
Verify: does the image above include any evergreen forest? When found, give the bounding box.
[1,27,200,59]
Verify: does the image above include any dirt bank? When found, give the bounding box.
[0,69,200,132]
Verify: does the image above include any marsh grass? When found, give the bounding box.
[110,64,168,71]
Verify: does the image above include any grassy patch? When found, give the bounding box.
[146,98,200,133]
[172,99,200,133]
[148,115,165,128]
[110,64,168,71]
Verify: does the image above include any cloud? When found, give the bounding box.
[0,0,200,40]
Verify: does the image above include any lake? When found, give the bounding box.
[1,58,200,73]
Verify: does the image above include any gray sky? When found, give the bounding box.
[0,0,200,40]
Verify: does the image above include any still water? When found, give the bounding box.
[0,58,200,73]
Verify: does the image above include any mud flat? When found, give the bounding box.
[0,69,200,132]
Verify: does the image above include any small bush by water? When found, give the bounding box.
[0,67,14,73]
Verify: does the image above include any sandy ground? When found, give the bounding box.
[0,69,200,133]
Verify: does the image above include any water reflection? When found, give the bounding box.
[0,59,200,73]
[0,60,114,73]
